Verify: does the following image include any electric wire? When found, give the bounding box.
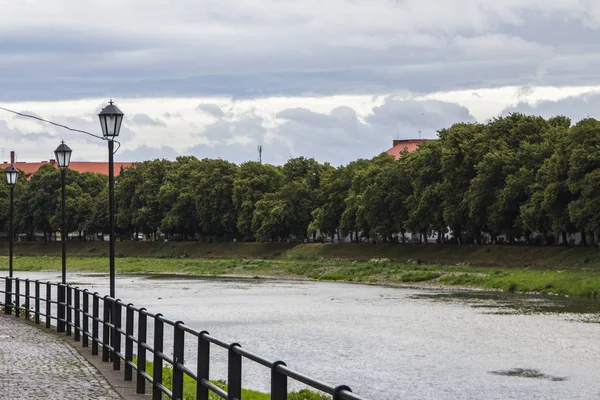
[0,106,122,154]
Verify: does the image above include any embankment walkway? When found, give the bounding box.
[0,313,122,400]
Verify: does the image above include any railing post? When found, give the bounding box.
[24,279,30,320]
[152,314,164,400]
[124,304,134,381]
[74,288,81,341]
[227,343,242,400]
[197,331,210,400]
[102,296,110,362]
[271,361,288,400]
[14,278,20,318]
[333,385,353,400]
[34,281,40,324]
[82,290,89,347]
[66,285,72,336]
[45,282,51,329]
[4,277,11,315]
[57,284,65,332]
[92,293,99,355]
[113,300,122,371]
[136,309,147,394]
[173,322,185,400]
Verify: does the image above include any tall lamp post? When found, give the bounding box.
[98,100,123,299]
[54,141,72,332]
[5,160,18,315]
[54,141,72,284]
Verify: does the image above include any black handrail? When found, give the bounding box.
[1,276,368,400]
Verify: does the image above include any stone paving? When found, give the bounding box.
[0,313,121,400]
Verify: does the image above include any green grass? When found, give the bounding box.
[4,241,600,270]
[137,358,329,400]
[2,254,600,299]
[439,269,600,298]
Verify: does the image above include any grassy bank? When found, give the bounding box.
[135,358,329,400]
[2,241,600,269]
[2,255,599,299]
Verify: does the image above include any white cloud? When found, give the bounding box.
[3,1,600,165]
[421,85,600,121]
[196,104,225,119]
[2,86,600,166]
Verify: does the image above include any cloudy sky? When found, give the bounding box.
[1,0,600,166]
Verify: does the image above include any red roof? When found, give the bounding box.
[3,160,133,177]
[385,139,428,159]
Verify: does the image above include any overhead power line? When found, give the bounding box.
[0,106,121,154]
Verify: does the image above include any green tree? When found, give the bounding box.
[567,118,600,244]
[405,140,446,242]
[159,156,201,239]
[194,158,239,240]
[24,164,61,241]
[520,118,573,244]
[233,162,283,240]
[252,180,315,241]
[439,122,485,243]
[308,165,352,242]
[485,115,549,243]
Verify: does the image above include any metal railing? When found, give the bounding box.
[0,276,367,400]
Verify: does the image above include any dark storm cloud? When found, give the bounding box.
[1,2,600,101]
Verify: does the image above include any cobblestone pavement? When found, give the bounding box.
[0,314,121,400]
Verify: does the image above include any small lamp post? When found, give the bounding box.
[54,141,72,333]
[98,100,123,299]
[4,162,18,315]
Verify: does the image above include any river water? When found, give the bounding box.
[4,271,600,399]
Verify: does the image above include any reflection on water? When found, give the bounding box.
[489,368,568,382]
[3,271,600,400]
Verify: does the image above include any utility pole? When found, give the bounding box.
[257,145,262,164]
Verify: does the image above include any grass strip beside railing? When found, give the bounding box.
[135,358,330,400]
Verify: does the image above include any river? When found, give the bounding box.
[4,271,600,399]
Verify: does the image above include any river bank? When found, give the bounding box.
[2,241,600,269]
[1,254,599,299]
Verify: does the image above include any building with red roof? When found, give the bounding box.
[2,159,133,178]
[384,139,429,159]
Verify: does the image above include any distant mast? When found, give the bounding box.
[257,145,263,164]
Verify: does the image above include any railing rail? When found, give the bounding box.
[1,276,368,400]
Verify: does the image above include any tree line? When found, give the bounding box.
[2,113,599,246]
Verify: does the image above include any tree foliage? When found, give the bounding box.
[6,113,600,246]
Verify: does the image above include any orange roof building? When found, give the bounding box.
[2,159,133,178]
[385,139,429,159]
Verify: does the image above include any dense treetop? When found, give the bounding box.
[2,114,599,245]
